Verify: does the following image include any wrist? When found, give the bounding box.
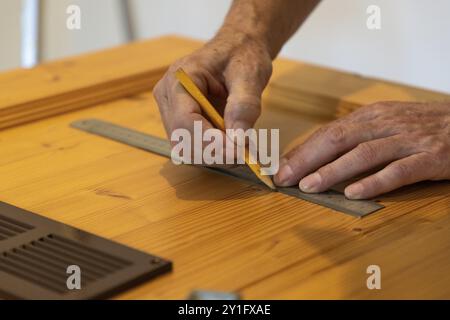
[211,25,273,60]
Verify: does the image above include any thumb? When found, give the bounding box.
[224,77,263,131]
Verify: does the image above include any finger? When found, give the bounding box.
[153,80,171,136]
[167,73,210,132]
[165,69,234,163]
[344,153,434,199]
[154,73,204,134]
[168,66,228,127]
[223,73,266,131]
[298,135,414,193]
[274,121,395,187]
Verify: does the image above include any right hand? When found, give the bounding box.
[153,31,273,140]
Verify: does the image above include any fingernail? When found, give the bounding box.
[274,163,294,186]
[299,172,322,193]
[345,183,364,199]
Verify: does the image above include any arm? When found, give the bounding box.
[153,0,320,137]
[219,0,320,59]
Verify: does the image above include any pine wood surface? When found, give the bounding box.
[0,36,449,299]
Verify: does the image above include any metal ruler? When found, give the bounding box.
[71,119,384,217]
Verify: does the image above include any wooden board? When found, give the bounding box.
[0,36,449,299]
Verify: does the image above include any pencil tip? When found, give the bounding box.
[261,175,276,190]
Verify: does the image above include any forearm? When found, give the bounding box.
[216,0,320,58]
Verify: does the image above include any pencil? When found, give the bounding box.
[175,68,276,190]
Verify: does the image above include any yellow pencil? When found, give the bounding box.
[175,68,276,190]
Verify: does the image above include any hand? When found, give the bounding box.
[274,101,450,199]
[153,30,273,138]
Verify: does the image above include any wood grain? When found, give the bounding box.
[267,59,450,119]
[0,36,449,299]
[0,36,202,130]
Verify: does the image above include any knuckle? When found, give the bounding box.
[314,126,328,137]
[390,161,414,181]
[355,142,379,163]
[327,125,347,146]
[167,61,182,74]
[366,101,391,117]
[372,101,393,109]
[153,80,164,101]
[169,57,189,71]
[430,138,450,159]
[285,145,308,167]
[168,57,202,77]
[317,165,335,185]
[368,102,385,110]
[425,138,450,179]
[365,175,383,192]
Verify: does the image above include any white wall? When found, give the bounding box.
[284,0,450,94]
[0,0,449,94]
[0,0,22,71]
[41,0,126,61]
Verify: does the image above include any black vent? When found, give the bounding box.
[0,234,131,294]
[0,214,33,240]
[0,202,172,299]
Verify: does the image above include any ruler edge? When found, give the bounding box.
[71,119,385,217]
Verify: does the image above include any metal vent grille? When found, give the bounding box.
[0,202,172,299]
[0,234,131,294]
[0,214,33,240]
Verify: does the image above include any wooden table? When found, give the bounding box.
[0,36,449,299]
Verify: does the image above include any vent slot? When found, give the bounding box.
[0,214,34,240]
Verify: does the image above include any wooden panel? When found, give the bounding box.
[267,59,450,119]
[0,36,202,130]
[0,36,449,299]
[241,196,450,299]
[1,92,448,299]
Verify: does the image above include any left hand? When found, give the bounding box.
[273,101,450,199]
